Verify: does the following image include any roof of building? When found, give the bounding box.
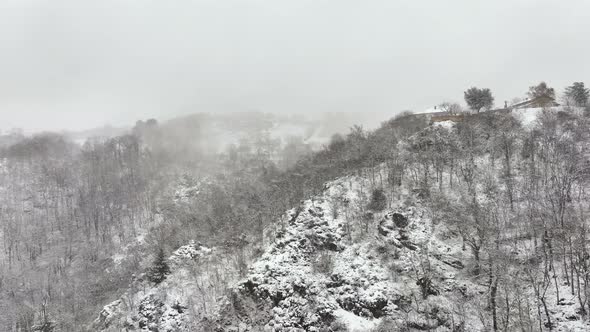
[510,95,559,108]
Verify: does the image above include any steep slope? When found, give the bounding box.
[93,171,483,331]
[214,174,486,332]
[92,241,222,331]
[91,109,590,331]
[92,166,590,332]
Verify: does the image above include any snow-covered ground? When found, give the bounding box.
[509,106,583,128]
[93,107,590,331]
[433,120,456,130]
[95,164,590,331]
[94,242,221,332]
[334,309,381,331]
[211,172,494,331]
[512,107,546,127]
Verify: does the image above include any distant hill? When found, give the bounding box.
[63,125,129,145]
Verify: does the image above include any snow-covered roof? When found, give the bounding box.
[510,96,559,109]
[414,106,443,115]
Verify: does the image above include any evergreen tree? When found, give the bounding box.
[147,247,171,284]
[367,188,387,211]
[527,81,555,99]
[464,87,494,113]
[564,82,589,106]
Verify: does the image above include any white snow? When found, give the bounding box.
[415,106,441,114]
[511,106,585,128]
[433,120,456,129]
[95,121,590,331]
[173,178,201,203]
[168,241,212,268]
[334,309,381,331]
[94,239,223,332]
[512,107,544,128]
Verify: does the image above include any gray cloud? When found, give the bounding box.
[1,0,588,131]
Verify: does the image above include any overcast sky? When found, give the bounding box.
[1,0,588,131]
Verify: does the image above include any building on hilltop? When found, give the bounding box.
[412,94,560,126]
[510,95,559,109]
[430,112,466,123]
[413,110,465,124]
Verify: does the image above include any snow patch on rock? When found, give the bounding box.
[334,308,381,331]
[93,242,215,331]
[217,176,415,330]
[168,241,212,268]
[173,174,203,203]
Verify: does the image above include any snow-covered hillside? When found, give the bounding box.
[94,170,590,331]
[93,241,221,331]
[213,173,492,331]
[91,108,590,331]
[95,171,487,331]
[512,106,585,127]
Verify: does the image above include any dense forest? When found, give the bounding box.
[0,110,426,330]
[1,101,589,331]
[4,0,590,330]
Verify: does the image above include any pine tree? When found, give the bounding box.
[147,247,171,284]
[564,82,589,106]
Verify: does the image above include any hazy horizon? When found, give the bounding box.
[2,0,589,132]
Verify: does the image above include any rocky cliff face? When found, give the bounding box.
[93,168,589,331]
[92,172,485,331]
[213,174,485,332]
[92,241,218,332]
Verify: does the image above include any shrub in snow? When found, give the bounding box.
[168,241,212,268]
[137,295,166,330]
[367,188,387,212]
[372,317,402,332]
[378,212,409,236]
[32,302,56,332]
[328,320,348,331]
[416,276,439,299]
[94,299,124,329]
[32,322,56,332]
[391,213,408,228]
[312,250,334,275]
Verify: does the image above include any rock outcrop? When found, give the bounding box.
[93,174,488,332]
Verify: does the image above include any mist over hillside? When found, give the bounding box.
[52,110,391,155]
[2,97,590,331]
[3,1,590,331]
